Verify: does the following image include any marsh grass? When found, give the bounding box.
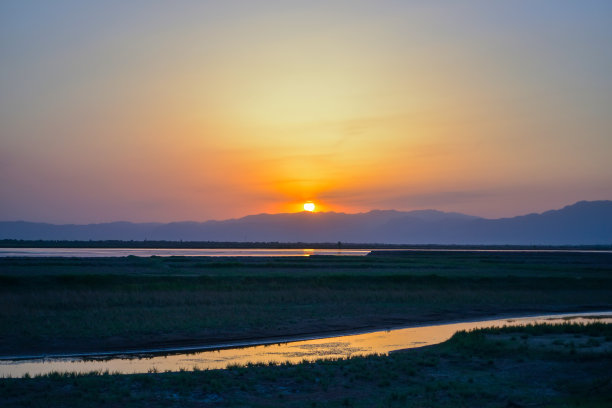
[1,276,608,353]
[1,253,611,355]
[3,251,612,278]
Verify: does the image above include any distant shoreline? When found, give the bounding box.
[1,239,611,250]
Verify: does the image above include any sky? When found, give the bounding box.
[1,1,611,223]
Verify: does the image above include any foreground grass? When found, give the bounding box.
[1,252,611,355]
[2,323,611,407]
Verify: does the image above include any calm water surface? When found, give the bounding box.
[1,248,610,257]
[0,248,370,257]
[1,312,609,378]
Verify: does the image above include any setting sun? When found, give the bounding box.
[303,202,315,212]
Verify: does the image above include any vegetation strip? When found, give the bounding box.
[3,239,612,250]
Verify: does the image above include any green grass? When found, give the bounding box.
[1,323,610,407]
[3,250,612,278]
[1,252,611,355]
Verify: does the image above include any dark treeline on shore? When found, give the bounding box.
[1,239,611,250]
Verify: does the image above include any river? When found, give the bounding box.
[1,311,609,378]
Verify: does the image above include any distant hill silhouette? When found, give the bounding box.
[1,201,611,244]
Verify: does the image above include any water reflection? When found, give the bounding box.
[1,312,609,378]
[2,248,610,258]
[0,248,370,257]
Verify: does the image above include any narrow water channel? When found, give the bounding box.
[1,312,610,378]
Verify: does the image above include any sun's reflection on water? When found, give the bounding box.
[1,312,610,378]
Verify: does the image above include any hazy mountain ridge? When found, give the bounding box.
[1,201,611,244]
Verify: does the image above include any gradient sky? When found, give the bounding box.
[1,1,611,223]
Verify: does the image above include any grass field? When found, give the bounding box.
[2,322,611,407]
[1,251,611,356]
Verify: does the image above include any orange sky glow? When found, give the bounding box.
[1,1,611,223]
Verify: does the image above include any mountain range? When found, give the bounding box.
[1,201,611,245]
